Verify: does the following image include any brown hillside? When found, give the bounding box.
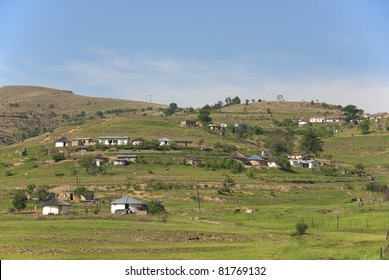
[0,85,165,144]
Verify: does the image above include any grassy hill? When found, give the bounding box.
[1,88,389,260]
[0,85,166,144]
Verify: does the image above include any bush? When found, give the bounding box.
[92,208,100,215]
[52,153,66,162]
[148,200,165,215]
[365,182,387,192]
[12,190,28,211]
[295,219,308,236]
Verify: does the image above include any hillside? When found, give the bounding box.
[0,85,166,144]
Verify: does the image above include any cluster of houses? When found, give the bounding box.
[41,195,148,216]
[298,112,389,126]
[230,152,320,169]
[54,136,193,149]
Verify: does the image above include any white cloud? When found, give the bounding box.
[56,49,389,113]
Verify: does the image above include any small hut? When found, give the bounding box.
[230,151,247,165]
[110,195,148,215]
[42,197,71,215]
[247,155,267,166]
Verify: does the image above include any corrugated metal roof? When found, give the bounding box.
[110,196,144,205]
[247,155,264,161]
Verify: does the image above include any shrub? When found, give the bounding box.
[52,153,66,162]
[148,200,165,215]
[12,190,28,211]
[365,182,387,192]
[295,219,308,236]
[92,208,100,215]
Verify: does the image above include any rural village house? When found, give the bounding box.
[42,197,71,215]
[99,136,130,146]
[131,137,145,146]
[113,154,138,166]
[54,137,72,147]
[71,137,95,147]
[180,120,197,127]
[110,195,148,215]
[230,151,248,165]
[247,155,267,167]
[159,137,171,146]
[95,154,110,166]
[289,159,320,169]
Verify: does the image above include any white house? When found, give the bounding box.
[42,197,71,215]
[309,117,325,123]
[131,137,145,146]
[110,195,147,214]
[159,137,171,146]
[298,118,309,126]
[54,137,72,147]
[99,136,129,146]
[113,155,138,166]
[289,159,320,169]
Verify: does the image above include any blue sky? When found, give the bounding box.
[0,0,388,113]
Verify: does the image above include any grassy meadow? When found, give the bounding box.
[1,102,389,260]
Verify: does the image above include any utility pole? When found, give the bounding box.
[197,188,202,218]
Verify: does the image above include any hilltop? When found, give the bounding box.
[0,85,166,144]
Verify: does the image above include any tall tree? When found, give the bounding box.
[298,127,324,156]
[164,103,178,116]
[342,104,364,124]
[263,131,294,156]
[358,120,370,134]
[12,190,28,211]
[198,107,212,125]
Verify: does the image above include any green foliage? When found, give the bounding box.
[298,127,324,156]
[263,131,294,156]
[365,181,387,192]
[164,103,178,116]
[213,142,237,153]
[276,156,292,172]
[52,153,66,162]
[352,163,365,176]
[358,120,370,134]
[92,208,100,215]
[199,158,244,173]
[95,111,105,118]
[295,219,309,236]
[198,107,212,125]
[12,190,28,211]
[35,186,54,202]
[320,164,338,176]
[342,104,364,124]
[79,155,99,175]
[148,200,165,215]
[218,177,235,195]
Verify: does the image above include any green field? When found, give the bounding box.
[1,102,389,260]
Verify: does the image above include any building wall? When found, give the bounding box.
[42,205,70,215]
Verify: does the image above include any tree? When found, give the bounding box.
[198,107,212,125]
[164,103,178,116]
[12,190,28,211]
[295,219,308,236]
[79,155,99,175]
[342,104,364,124]
[263,132,294,156]
[232,96,241,104]
[52,153,66,162]
[277,95,284,102]
[298,127,324,156]
[245,99,249,106]
[218,177,235,195]
[358,120,370,134]
[276,156,292,172]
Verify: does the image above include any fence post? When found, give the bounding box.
[380,247,383,259]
